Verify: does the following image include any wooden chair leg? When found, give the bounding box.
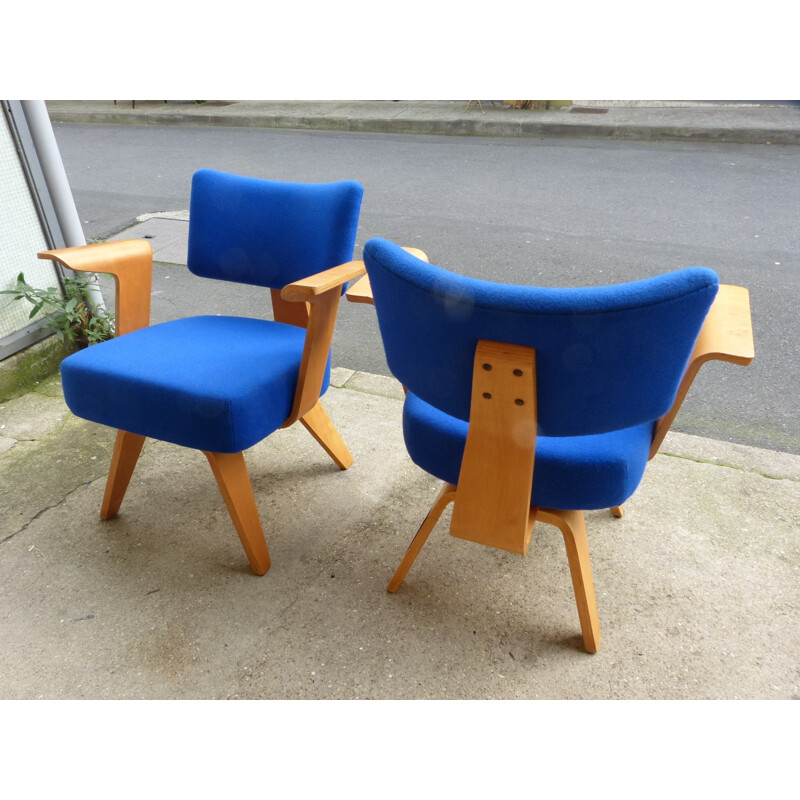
[299,400,353,470]
[100,430,146,520]
[537,508,601,653]
[203,451,271,576]
[610,505,624,518]
[387,483,457,593]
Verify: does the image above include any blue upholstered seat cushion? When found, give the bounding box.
[61,316,329,453]
[403,391,654,511]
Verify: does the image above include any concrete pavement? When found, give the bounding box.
[45,99,800,145]
[1,357,798,699]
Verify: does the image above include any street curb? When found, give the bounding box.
[46,109,800,145]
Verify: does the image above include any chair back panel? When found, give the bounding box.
[364,238,719,437]
[187,169,363,288]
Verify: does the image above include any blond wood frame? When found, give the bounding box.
[352,264,754,653]
[39,240,364,574]
[344,247,429,306]
[39,239,153,336]
[649,284,754,458]
[383,340,601,652]
[450,341,538,555]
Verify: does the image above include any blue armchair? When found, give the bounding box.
[354,238,754,652]
[39,169,364,576]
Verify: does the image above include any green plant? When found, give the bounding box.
[1,272,115,346]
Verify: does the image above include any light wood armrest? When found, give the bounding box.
[684,284,754,366]
[280,248,429,423]
[281,248,428,424]
[280,260,366,302]
[278,261,364,425]
[649,284,754,458]
[345,274,374,305]
[38,239,153,336]
[345,247,430,306]
[400,247,430,263]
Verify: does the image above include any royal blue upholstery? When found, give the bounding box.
[188,169,363,288]
[364,238,718,437]
[403,392,654,510]
[60,170,362,454]
[363,238,719,511]
[61,316,328,453]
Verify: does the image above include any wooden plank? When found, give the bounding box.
[450,340,538,555]
[345,247,429,306]
[280,260,365,301]
[537,508,601,653]
[650,284,754,458]
[39,239,153,335]
[283,288,340,425]
[345,274,374,305]
[387,483,457,592]
[299,400,353,470]
[204,450,271,575]
[271,288,309,328]
[100,430,146,519]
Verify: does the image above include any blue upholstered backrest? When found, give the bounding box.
[187,169,363,288]
[364,238,719,437]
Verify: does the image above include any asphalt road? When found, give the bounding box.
[52,122,800,453]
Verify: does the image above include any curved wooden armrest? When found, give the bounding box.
[38,239,153,336]
[649,284,754,458]
[280,249,428,423]
[345,274,374,305]
[280,260,366,302]
[279,261,365,426]
[400,247,430,263]
[345,247,430,306]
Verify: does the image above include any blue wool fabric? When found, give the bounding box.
[187,169,363,288]
[61,170,362,454]
[61,316,329,453]
[403,392,654,510]
[363,238,718,436]
[363,238,719,510]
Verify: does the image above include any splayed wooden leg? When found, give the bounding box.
[538,508,601,654]
[100,430,146,520]
[300,400,353,470]
[387,483,456,592]
[204,450,271,576]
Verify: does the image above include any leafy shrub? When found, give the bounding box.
[1,272,115,346]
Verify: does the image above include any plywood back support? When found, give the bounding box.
[450,340,538,555]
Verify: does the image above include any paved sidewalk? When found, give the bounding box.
[1,363,798,699]
[45,100,800,145]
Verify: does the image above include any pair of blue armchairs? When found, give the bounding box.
[41,169,753,652]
